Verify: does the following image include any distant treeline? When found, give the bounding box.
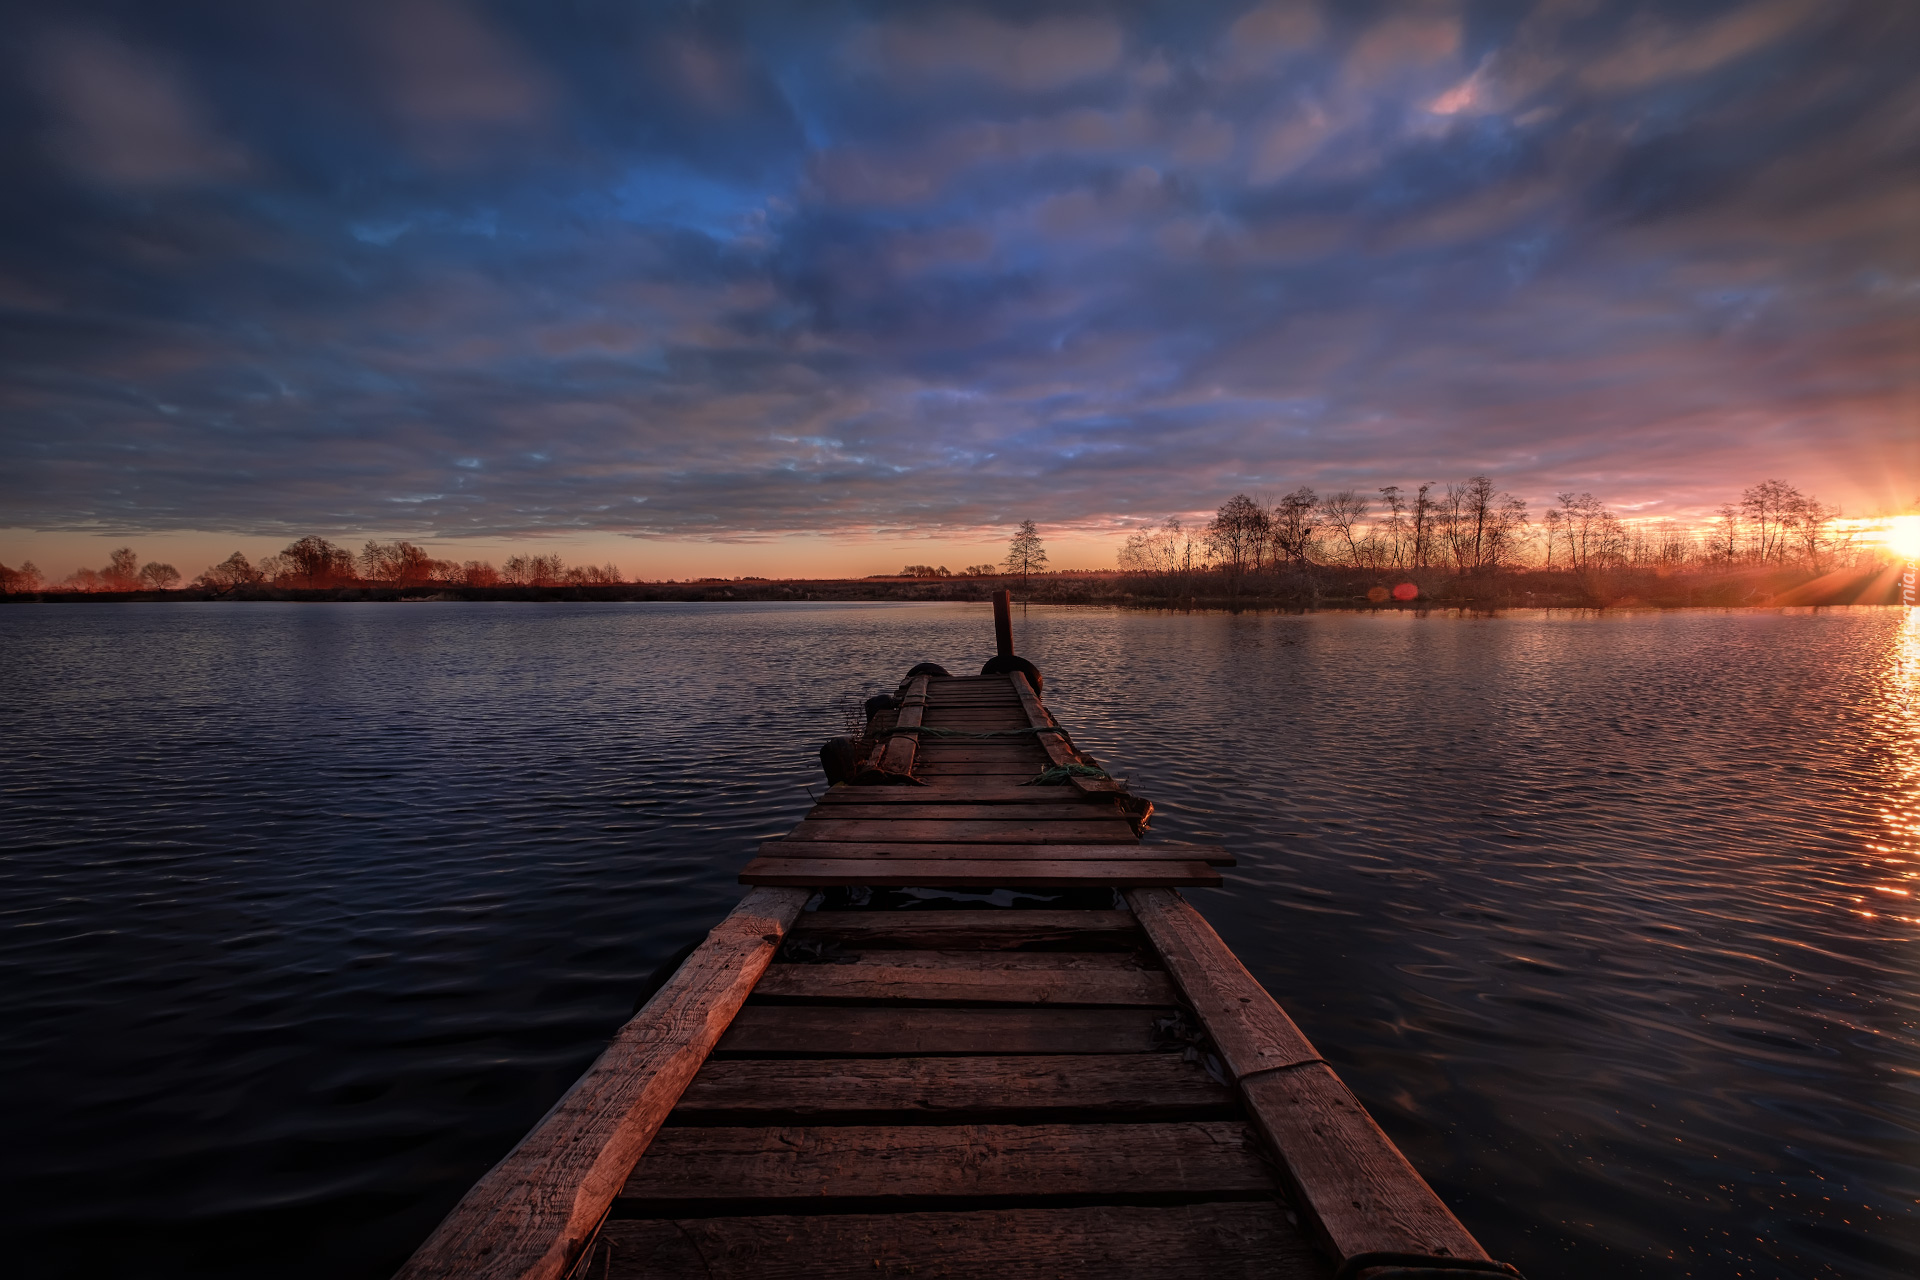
[898,564,1003,578]
[0,536,624,595]
[1119,476,1882,592]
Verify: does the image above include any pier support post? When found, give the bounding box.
[993,588,1014,658]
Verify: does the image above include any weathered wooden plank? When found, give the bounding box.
[1124,888,1320,1079]
[672,1053,1234,1120]
[783,818,1139,844]
[1241,1065,1489,1268]
[393,886,810,1280]
[818,783,1075,804]
[915,761,1054,776]
[755,951,1176,1005]
[875,674,928,776]
[1010,670,1124,793]
[804,804,1121,821]
[790,908,1140,950]
[1125,889,1489,1269]
[741,857,1222,888]
[715,1005,1173,1056]
[913,744,1056,761]
[620,1121,1276,1202]
[762,841,1230,864]
[591,1203,1331,1280]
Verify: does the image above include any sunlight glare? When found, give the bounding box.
[1882,514,1920,562]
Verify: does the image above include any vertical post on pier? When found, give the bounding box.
[993,588,1014,658]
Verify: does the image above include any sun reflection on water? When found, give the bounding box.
[1863,607,1920,923]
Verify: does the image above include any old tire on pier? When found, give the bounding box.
[980,653,1043,695]
[819,736,861,786]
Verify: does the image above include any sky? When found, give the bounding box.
[2,0,1916,581]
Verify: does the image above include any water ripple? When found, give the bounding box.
[2,602,1917,1278]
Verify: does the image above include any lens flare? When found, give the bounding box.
[1884,515,1920,562]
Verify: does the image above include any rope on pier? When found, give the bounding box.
[1025,764,1111,785]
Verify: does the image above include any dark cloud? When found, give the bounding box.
[2,0,1915,544]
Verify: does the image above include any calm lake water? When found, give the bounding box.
[2,602,1917,1278]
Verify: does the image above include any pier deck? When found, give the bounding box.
[399,641,1502,1280]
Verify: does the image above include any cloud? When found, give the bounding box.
[357,0,556,165]
[1223,2,1325,75]
[1582,0,1819,91]
[1,0,1915,549]
[851,12,1125,92]
[29,27,247,187]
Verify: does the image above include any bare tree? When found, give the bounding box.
[1005,520,1048,589]
[1119,517,1198,592]
[1376,486,1410,569]
[503,553,567,586]
[1206,494,1268,584]
[1741,479,1802,565]
[103,547,140,591]
[1786,490,1839,569]
[1708,505,1741,563]
[0,561,44,593]
[564,562,625,585]
[196,552,262,589]
[1552,492,1625,570]
[280,536,355,587]
[1440,476,1528,572]
[138,562,181,590]
[1269,487,1321,566]
[1318,490,1369,566]
[360,540,436,585]
[1410,483,1438,568]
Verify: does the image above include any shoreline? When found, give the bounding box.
[0,561,1905,612]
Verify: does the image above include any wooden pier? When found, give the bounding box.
[399,600,1507,1280]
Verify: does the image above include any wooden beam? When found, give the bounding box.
[789,908,1140,949]
[781,818,1139,844]
[671,1053,1234,1121]
[873,674,928,777]
[804,804,1123,821]
[740,857,1222,888]
[1239,1064,1492,1267]
[760,840,1231,864]
[392,886,810,1280]
[1125,888,1489,1270]
[913,745,1056,761]
[993,588,1014,658]
[817,782,1093,804]
[1124,888,1320,1079]
[753,952,1178,1005]
[589,1202,1328,1280]
[715,1005,1175,1056]
[1010,671,1124,793]
[915,760,1057,776]
[620,1120,1277,1202]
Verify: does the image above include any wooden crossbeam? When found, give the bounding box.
[756,841,1232,864]
[740,857,1222,888]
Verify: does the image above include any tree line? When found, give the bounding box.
[0,536,625,594]
[1120,477,1876,588]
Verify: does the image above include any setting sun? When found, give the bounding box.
[1881,516,1920,562]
